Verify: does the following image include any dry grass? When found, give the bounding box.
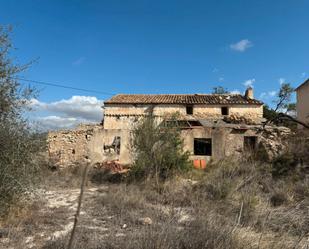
[1,154,308,249]
[40,157,308,249]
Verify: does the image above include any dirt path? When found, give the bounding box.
[0,186,108,249]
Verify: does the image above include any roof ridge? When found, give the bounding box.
[104,93,263,105]
[112,93,242,96]
[295,78,309,91]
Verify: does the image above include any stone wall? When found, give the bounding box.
[48,124,132,168]
[181,125,262,162]
[88,128,132,165]
[47,124,102,168]
[48,123,290,168]
[103,104,263,129]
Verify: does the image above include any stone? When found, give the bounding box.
[138,217,153,225]
[257,126,292,161]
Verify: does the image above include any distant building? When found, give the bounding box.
[295,79,309,129]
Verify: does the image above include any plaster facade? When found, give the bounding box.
[181,126,260,162]
[296,80,309,129]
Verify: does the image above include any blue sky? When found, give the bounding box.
[1,0,308,129]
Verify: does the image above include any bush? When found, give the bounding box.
[270,191,287,207]
[271,152,297,178]
[0,121,44,215]
[0,25,43,216]
[129,115,190,183]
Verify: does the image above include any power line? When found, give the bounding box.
[10,77,115,96]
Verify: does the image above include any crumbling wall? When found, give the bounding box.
[47,124,102,168]
[181,126,255,162]
[48,121,292,169]
[258,126,291,160]
[180,125,291,162]
[87,129,131,165]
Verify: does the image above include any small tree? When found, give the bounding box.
[264,83,308,129]
[273,83,294,112]
[263,105,277,121]
[212,86,229,94]
[0,25,43,215]
[129,115,190,184]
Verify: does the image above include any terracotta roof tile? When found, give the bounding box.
[104,94,263,105]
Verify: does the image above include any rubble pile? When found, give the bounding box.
[223,114,259,125]
[258,126,291,160]
[94,161,128,174]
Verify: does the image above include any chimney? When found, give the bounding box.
[245,87,254,99]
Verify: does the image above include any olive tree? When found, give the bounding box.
[0,25,43,215]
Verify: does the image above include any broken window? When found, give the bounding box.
[194,138,212,156]
[186,105,193,115]
[104,136,121,155]
[221,106,229,116]
[244,136,257,151]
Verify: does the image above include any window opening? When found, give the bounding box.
[221,106,229,115]
[194,138,212,156]
[186,105,193,115]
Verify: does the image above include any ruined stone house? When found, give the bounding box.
[296,79,309,129]
[49,87,275,168]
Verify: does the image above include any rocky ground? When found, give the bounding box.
[0,183,198,249]
[0,186,103,249]
[0,162,308,249]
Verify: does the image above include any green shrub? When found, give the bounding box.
[272,152,297,178]
[0,122,44,214]
[270,191,288,207]
[0,25,44,216]
[129,115,190,183]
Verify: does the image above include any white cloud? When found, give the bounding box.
[72,57,85,66]
[30,96,103,121]
[212,68,219,73]
[29,96,104,130]
[243,78,255,88]
[34,116,82,130]
[230,39,253,52]
[278,78,285,85]
[300,72,307,78]
[218,77,224,82]
[259,90,277,99]
[230,89,241,94]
